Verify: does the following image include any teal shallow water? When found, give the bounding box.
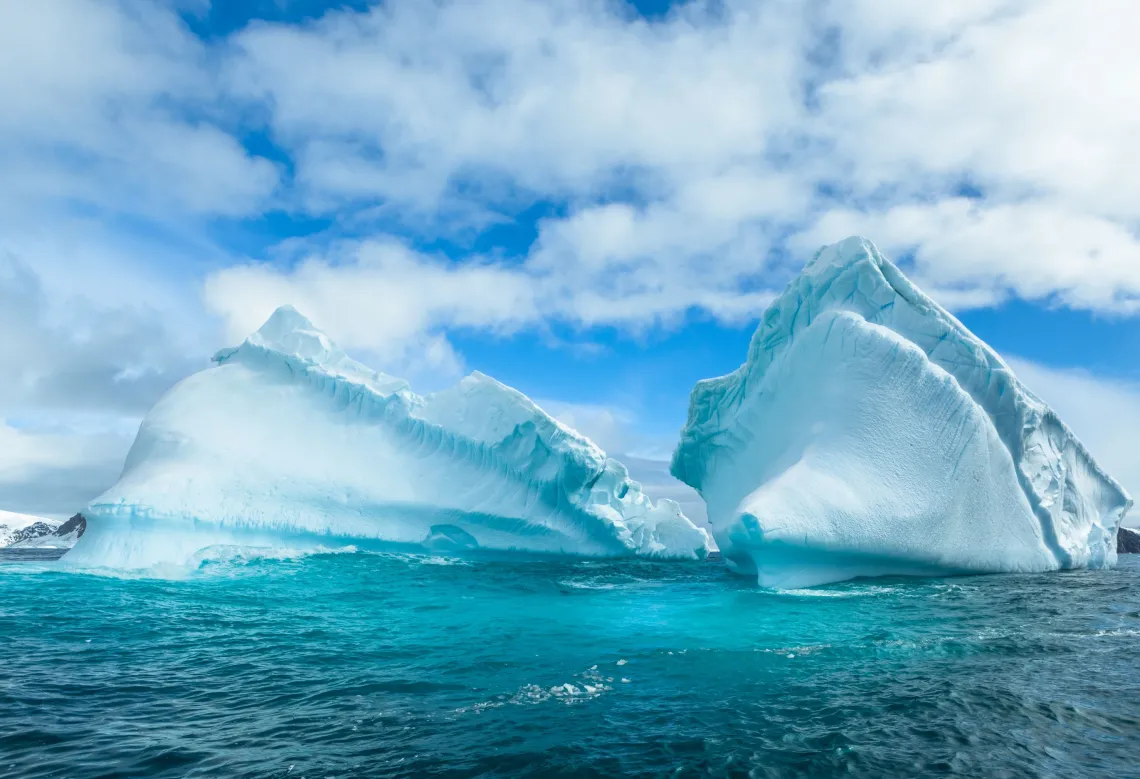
[1,551,1138,778]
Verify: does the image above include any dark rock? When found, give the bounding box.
[8,522,56,545]
[1118,526,1140,554]
[55,513,86,539]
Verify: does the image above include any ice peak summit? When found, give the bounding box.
[248,304,335,361]
[802,235,876,272]
[213,305,410,397]
[253,303,319,342]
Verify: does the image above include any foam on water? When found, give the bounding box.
[57,540,363,581]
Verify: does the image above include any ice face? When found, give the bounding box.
[671,237,1132,587]
[67,308,709,569]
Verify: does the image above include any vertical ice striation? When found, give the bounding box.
[68,306,709,569]
[672,237,1132,587]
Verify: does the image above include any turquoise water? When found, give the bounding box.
[2,550,1139,778]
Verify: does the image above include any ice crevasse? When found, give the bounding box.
[671,236,1132,587]
[67,307,710,569]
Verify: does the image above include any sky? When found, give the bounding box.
[1,0,1139,524]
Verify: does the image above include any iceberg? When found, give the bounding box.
[67,307,709,569]
[671,237,1132,587]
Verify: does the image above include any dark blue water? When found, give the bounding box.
[2,550,1138,778]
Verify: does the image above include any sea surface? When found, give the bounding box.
[2,548,1138,778]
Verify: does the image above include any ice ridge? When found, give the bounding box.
[69,308,710,569]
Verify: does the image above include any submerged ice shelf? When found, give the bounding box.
[68,307,710,569]
[672,236,1132,588]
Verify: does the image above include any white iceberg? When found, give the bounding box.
[671,237,1132,587]
[67,306,709,569]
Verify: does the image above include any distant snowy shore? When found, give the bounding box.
[0,511,86,549]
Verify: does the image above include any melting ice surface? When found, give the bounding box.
[68,307,709,569]
[672,237,1132,588]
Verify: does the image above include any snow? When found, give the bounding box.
[12,529,80,549]
[0,510,61,547]
[671,237,1133,587]
[68,306,710,569]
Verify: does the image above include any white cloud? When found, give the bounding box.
[0,229,213,515]
[0,0,284,512]
[202,239,536,376]
[226,0,807,209]
[0,0,278,219]
[795,200,1140,311]
[197,0,1140,345]
[815,0,1140,219]
[0,251,207,416]
[0,419,135,518]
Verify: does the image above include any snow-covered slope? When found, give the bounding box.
[672,237,1132,587]
[68,307,709,569]
[13,514,87,549]
[0,510,61,547]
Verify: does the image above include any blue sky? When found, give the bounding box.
[2,0,1140,519]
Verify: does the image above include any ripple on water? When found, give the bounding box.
[1,552,1138,778]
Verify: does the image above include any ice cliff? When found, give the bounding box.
[671,237,1132,587]
[67,307,709,569]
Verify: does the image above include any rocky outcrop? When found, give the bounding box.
[1119,527,1140,554]
[4,513,86,549]
[8,521,58,545]
[55,514,87,539]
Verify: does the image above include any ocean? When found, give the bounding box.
[2,549,1138,778]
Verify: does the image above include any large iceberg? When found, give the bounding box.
[68,307,709,569]
[672,237,1132,587]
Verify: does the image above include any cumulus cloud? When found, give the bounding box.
[8,0,1140,349]
[225,0,807,210]
[0,0,278,219]
[195,0,1140,350]
[202,239,536,376]
[0,243,209,517]
[794,200,1140,312]
[0,253,205,416]
[0,420,134,518]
